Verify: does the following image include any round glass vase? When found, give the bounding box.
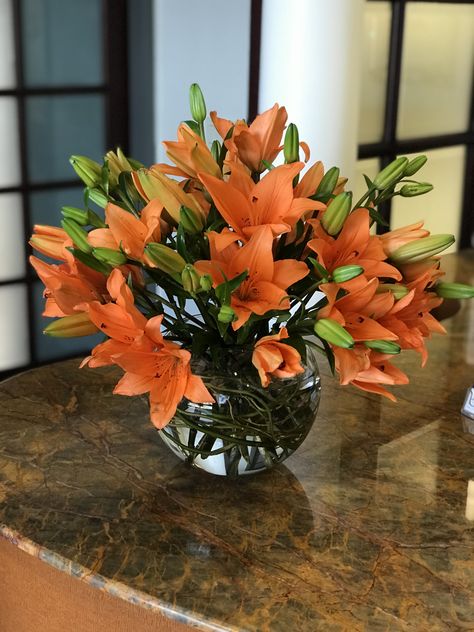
[158,347,321,477]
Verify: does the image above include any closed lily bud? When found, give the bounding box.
[376,283,410,300]
[181,265,201,294]
[61,206,89,225]
[403,155,427,177]
[44,313,98,338]
[365,340,401,354]
[180,205,204,234]
[218,305,236,323]
[145,243,186,274]
[88,188,109,209]
[314,318,354,349]
[390,234,455,264]
[200,274,213,292]
[332,265,364,283]
[373,157,408,190]
[61,218,93,254]
[315,167,340,198]
[69,155,102,187]
[434,282,474,299]
[189,83,207,123]
[210,140,221,163]
[321,192,352,236]
[92,247,127,266]
[400,182,433,197]
[284,123,299,163]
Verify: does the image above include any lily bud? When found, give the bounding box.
[69,155,102,187]
[434,282,474,299]
[390,234,455,264]
[210,140,221,163]
[218,305,236,323]
[284,123,299,163]
[189,83,207,123]
[321,192,352,236]
[88,188,109,209]
[61,206,89,225]
[44,313,99,338]
[181,265,201,294]
[180,205,204,234]
[145,243,186,274]
[332,265,364,283]
[373,157,408,190]
[376,283,410,300]
[92,247,127,267]
[200,274,213,292]
[399,182,433,197]
[403,155,427,177]
[61,218,93,254]
[314,318,354,349]
[365,340,401,354]
[315,167,340,198]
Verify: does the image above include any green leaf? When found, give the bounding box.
[215,269,248,305]
[308,256,328,280]
[282,336,307,363]
[364,206,389,227]
[66,247,111,275]
[183,119,201,135]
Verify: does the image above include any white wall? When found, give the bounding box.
[152,0,251,163]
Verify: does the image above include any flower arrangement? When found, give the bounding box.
[30,85,474,474]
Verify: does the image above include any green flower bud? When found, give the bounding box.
[321,192,352,236]
[61,206,89,226]
[434,282,474,299]
[210,140,221,163]
[332,265,364,283]
[399,182,433,197]
[218,305,236,323]
[376,283,410,300]
[181,265,201,294]
[145,243,186,274]
[283,123,299,163]
[200,274,213,292]
[61,218,93,254]
[88,188,109,209]
[44,313,99,338]
[403,155,427,177]
[365,340,401,354]
[373,157,408,190]
[314,318,354,349]
[92,247,127,267]
[390,234,455,264]
[315,166,340,198]
[189,83,207,123]
[69,155,102,187]
[180,205,204,234]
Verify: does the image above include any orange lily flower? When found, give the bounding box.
[87,201,163,261]
[308,208,402,280]
[379,221,430,257]
[398,257,444,285]
[82,269,214,428]
[211,104,287,173]
[162,123,221,179]
[30,225,71,261]
[252,327,304,387]
[199,162,323,246]
[294,161,324,198]
[195,226,309,329]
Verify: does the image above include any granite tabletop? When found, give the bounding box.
[0,252,473,632]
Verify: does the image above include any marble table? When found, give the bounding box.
[0,252,473,631]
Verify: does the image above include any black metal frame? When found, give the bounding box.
[0,0,129,377]
[362,0,474,241]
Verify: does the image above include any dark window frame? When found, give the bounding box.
[0,0,129,379]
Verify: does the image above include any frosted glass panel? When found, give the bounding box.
[358,2,391,143]
[33,282,103,362]
[26,95,105,183]
[0,0,16,89]
[391,146,465,254]
[0,194,25,281]
[0,284,29,370]
[22,0,103,87]
[398,4,474,139]
[30,187,84,228]
[0,98,21,187]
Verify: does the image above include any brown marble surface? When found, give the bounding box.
[1,252,474,631]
